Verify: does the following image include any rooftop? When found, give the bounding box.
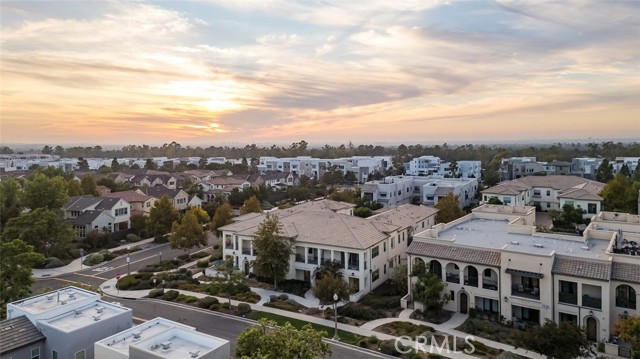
[134,327,228,359]
[42,301,129,333]
[0,316,45,355]
[96,318,192,355]
[423,218,610,259]
[10,287,97,315]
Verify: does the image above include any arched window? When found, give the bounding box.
[616,285,637,309]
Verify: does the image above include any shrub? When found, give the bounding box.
[213,244,220,250]
[468,307,477,319]
[278,294,289,300]
[44,257,65,268]
[126,234,141,242]
[358,339,368,348]
[185,296,198,303]
[163,290,179,301]
[337,316,347,323]
[117,275,141,290]
[338,304,385,321]
[198,296,219,309]
[237,303,251,315]
[368,336,379,345]
[83,253,104,266]
[379,340,401,356]
[191,251,209,259]
[597,342,605,352]
[148,288,164,298]
[269,295,278,302]
[221,302,230,309]
[360,295,400,309]
[69,249,82,258]
[197,259,209,268]
[209,303,220,311]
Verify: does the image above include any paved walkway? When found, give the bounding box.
[32,238,157,278]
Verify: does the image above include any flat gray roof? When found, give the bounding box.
[432,218,610,259]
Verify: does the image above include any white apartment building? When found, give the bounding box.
[95,317,230,359]
[361,176,478,209]
[481,175,605,218]
[6,287,133,359]
[405,156,481,179]
[405,205,640,356]
[571,158,605,180]
[257,156,393,183]
[217,199,437,301]
[613,157,640,176]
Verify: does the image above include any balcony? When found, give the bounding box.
[559,292,578,305]
[224,241,233,250]
[446,274,460,284]
[582,295,602,310]
[348,261,359,271]
[616,296,637,310]
[482,279,498,291]
[241,248,251,255]
[295,254,305,263]
[512,285,540,300]
[464,277,478,287]
[307,256,318,265]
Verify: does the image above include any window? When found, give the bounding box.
[565,200,574,206]
[383,242,386,252]
[390,237,395,249]
[75,350,85,359]
[484,269,492,277]
[533,190,541,197]
[588,203,597,214]
[383,264,387,275]
[372,269,380,282]
[372,246,379,258]
[546,190,551,196]
[31,348,40,359]
[503,197,511,204]
[115,207,128,216]
[52,351,58,359]
[546,202,551,208]
[426,196,434,201]
[483,195,487,201]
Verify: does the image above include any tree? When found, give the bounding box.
[0,240,45,319]
[111,158,120,171]
[211,202,233,235]
[616,316,640,353]
[393,263,408,294]
[313,273,349,305]
[252,214,293,289]
[487,196,503,205]
[483,167,500,187]
[344,171,357,183]
[144,158,157,170]
[313,260,344,281]
[320,165,344,189]
[634,162,640,182]
[236,319,331,359]
[218,256,246,304]
[148,196,179,238]
[413,272,449,316]
[0,179,22,228]
[169,211,207,255]
[448,160,460,178]
[596,158,614,183]
[240,195,262,214]
[620,163,632,178]
[66,179,83,196]
[353,206,373,218]
[600,174,640,213]
[80,175,98,196]
[287,186,313,202]
[41,145,54,154]
[515,319,589,359]
[130,213,148,237]
[85,229,111,249]
[434,193,465,223]
[187,207,210,224]
[329,189,356,203]
[2,208,74,258]
[77,157,89,170]
[21,173,69,210]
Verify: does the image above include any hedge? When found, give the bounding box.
[83,253,104,266]
[237,303,251,315]
[163,290,179,301]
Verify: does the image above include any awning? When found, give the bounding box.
[506,268,544,279]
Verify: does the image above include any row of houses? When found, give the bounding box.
[499,156,640,181]
[404,156,482,179]
[2,287,229,359]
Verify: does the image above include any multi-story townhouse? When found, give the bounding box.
[404,156,482,179]
[103,191,157,216]
[499,157,540,180]
[405,205,640,355]
[361,176,478,209]
[6,286,133,359]
[217,199,437,301]
[481,175,604,218]
[64,195,132,237]
[139,186,192,212]
[95,317,230,359]
[613,157,640,176]
[257,156,393,183]
[571,158,605,180]
[130,174,177,189]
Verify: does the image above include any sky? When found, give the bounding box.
[1,0,639,147]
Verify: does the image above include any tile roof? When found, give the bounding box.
[64,195,101,211]
[73,210,111,225]
[285,199,355,213]
[144,185,183,199]
[407,241,501,267]
[557,188,603,201]
[0,316,45,354]
[612,262,640,284]
[94,197,121,210]
[552,257,611,281]
[516,175,604,191]
[369,204,438,230]
[104,190,154,203]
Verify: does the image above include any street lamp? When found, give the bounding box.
[126,246,131,276]
[333,293,339,340]
[159,251,162,264]
[153,278,157,288]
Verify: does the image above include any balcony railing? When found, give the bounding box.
[482,279,498,291]
[559,292,578,305]
[225,241,233,249]
[616,297,637,309]
[307,256,318,265]
[446,274,460,284]
[348,262,359,271]
[241,248,251,255]
[512,285,540,300]
[464,277,478,287]
[582,295,602,310]
[295,254,305,263]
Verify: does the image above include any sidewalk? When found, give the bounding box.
[99,279,543,359]
[33,238,156,278]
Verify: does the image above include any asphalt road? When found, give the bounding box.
[113,297,389,359]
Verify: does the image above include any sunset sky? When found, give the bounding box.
[1,0,639,147]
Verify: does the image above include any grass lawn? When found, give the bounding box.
[246,311,364,345]
[375,321,434,337]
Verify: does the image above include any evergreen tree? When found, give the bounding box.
[148,195,179,238]
[252,214,293,289]
[596,158,614,183]
[2,208,74,258]
[80,175,98,196]
[0,240,45,319]
[66,179,84,196]
[211,202,233,236]
[434,193,466,223]
[169,211,207,255]
[313,273,349,305]
[0,179,22,228]
[620,163,631,178]
[413,272,449,316]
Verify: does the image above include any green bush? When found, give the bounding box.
[338,304,385,320]
[191,251,209,259]
[69,249,82,258]
[360,295,400,309]
[148,288,164,298]
[163,290,179,301]
[379,340,401,356]
[597,342,605,352]
[198,296,219,309]
[337,316,347,323]
[101,251,116,261]
[197,259,209,268]
[221,302,230,309]
[469,307,477,319]
[358,338,368,348]
[44,257,65,268]
[368,336,379,345]
[83,253,104,266]
[237,303,251,315]
[209,303,220,311]
[126,234,141,242]
[185,296,198,303]
[278,294,289,300]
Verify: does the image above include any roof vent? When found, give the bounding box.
[74,310,82,317]
[189,350,201,358]
[581,246,590,251]
[95,306,104,313]
[46,295,54,301]
[93,313,103,321]
[511,241,520,245]
[60,300,67,305]
[67,291,76,299]
[533,243,544,248]
[160,341,172,351]
[132,331,142,340]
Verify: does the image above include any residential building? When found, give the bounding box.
[139,186,191,212]
[199,176,251,202]
[404,156,481,179]
[571,158,605,180]
[361,176,478,208]
[257,156,393,183]
[498,157,542,180]
[64,196,132,237]
[95,317,230,359]
[247,171,294,189]
[104,191,157,216]
[217,199,437,301]
[6,287,133,359]
[130,174,177,189]
[613,157,640,176]
[0,316,45,359]
[481,175,604,217]
[404,205,640,350]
